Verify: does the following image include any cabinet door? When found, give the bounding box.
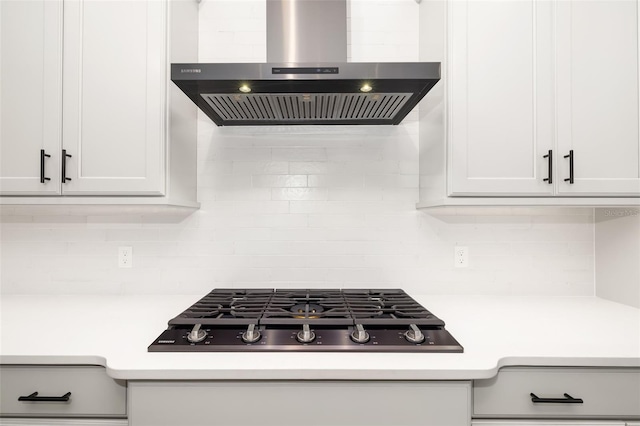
[449,0,554,196]
[130,381,471,426]
[0,0,62,195]
[0,366,126,417]
[556,0,640,196]
[62,0,165,195]
[0,419,127,426]
[472,422,625,426]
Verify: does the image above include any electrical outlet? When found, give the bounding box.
[454,246,468,268]
[118,246,133,268]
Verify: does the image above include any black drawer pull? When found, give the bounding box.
[530,392,583,404]
[40,149,51,183]
[564,150,574,184]
[18,391,71,402]
[543,149,553,184]
[62,149,72,182]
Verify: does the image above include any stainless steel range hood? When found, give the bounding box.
[172,0,440,126]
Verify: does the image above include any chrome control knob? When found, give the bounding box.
[241,323,261,343]
[296,324,316,343]
[404,324,425,344]
[350,324,370,344]
[187,324,207,343]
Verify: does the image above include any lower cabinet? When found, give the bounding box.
[472,422,626,426]
[129,380,471,426]
[473,367,640,424]
[0,420,127,426]
[0,365,126,419]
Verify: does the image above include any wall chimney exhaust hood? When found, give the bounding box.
[172,0,440,126]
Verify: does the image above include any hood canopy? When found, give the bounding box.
[171,0,440,126]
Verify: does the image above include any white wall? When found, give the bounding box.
[595,208,640,308]
[0,0,595,296]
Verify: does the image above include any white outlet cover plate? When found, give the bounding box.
[118,246,133,268]
[454,246,468,268]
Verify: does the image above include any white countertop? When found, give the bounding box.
[1,294,639,380]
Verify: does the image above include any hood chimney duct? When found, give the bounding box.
[266,0,347,63]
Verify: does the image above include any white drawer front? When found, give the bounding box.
[472,421,626,426]
[474,368,640,418]
[0,366,126,417]
[130,381,471,426]
[0,419,127,426]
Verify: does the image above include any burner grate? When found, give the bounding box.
[261,289,353,325]
[169,289,273,325]
[343,289,445,325]
[167,288,445,326]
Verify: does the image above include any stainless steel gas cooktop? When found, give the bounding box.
[148,289,463,353]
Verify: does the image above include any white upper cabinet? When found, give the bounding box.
[0,0,63,195]
[555,0,640,196]
[449,0,555,196]
[0,0,198,206]
[62,0,165,195]
[419,0,640,207]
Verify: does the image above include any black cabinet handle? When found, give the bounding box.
[18,391,71,402]
[40,149,51,183]
[543,150,552,184]
[62,149,72,182]
[564,150,574,184]
[530,392,583,404]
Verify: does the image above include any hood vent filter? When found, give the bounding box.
[201,93,413,124]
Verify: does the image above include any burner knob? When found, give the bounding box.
[187,324,207,343]
[404,324,425,344]
[350,324,370,344]
[296,324,316,344]
[241,324,261,343]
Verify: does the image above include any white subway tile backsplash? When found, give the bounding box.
[325,147,383,162]
[288,162,332,175]
[174,242,235,256]
[290,201,415,214]
[105,229,159,242]
[365,213,421,228]
[307,214,367,228]
[198,175,252,189]
[304,255,367,268]
[271,268,329,282]
[199,161,234,176]
[328,188,383,202]
[206,147,272,162]
[0,0,596,296]
[381,188,418,202]
[1,241,67,257]
[213,227,272,241]
[212,188,272,201]
[271,188,329,201]
[365,174,418,188]
[231,200,290,214]
[232,161,289,175]
[252,175,308,188]
[248,255,310,268]
[271,148,327,162]
[308,174,364,188]
[510,242,569,256]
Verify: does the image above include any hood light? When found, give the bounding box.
[239,85,251,93]
[360,84,372,93]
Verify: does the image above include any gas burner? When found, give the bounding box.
[290,303,324,319]
[149,288,463,353]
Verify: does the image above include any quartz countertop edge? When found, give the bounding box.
[1,294,639,380]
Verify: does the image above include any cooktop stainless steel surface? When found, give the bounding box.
[148,289,463,352]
